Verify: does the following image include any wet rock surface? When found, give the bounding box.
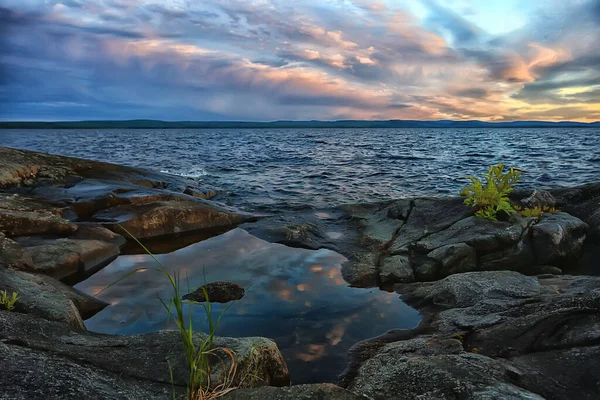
[182,281,245,303]
[339,271,600,399]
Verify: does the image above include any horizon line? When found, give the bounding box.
[1,118,599,124]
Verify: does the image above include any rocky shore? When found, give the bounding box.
[1,146,599,399]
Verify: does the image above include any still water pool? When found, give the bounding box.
[76,228,421,384]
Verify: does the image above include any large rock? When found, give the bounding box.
[243,194,591,287]
[14,237,121,281]
[531,212,588,267]
[0,311,290,394]
[345,337,544,400]
[0,341,177,400]
[0,147,238,243]
[389,197,473,254]
[222,384,367,399]
[398,271,542,310]
[0,233,34,270]
[0,146,180,190]
[94,200,244,239]
[0,268,108,329]
[0,194,77,236]
[341,272,600,399]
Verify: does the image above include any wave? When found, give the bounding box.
[160,167,208,179]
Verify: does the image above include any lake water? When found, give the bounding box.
[1,128,598,212]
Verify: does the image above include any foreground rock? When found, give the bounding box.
[0,268,107,328]
[222,383,367,399]
[551,183,600,274]
[0,310,290,399]
[340,271,600,399]
[183,281,245,303]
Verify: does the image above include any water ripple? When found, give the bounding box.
[1,128,598,212]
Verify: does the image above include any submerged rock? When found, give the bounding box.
[182,281,245,303]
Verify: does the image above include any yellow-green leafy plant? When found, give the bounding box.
[517,206,559,217]
[0,290,19,311]
[100,226,238,400]
[460,163,521,221]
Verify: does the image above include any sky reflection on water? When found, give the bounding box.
[76,228,421,384]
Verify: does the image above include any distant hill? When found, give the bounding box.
[0,119,598,129]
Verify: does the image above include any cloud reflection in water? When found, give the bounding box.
[76,228,420,384]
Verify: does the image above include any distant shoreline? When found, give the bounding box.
[0,119,598,129]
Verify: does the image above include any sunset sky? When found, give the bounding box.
[1,0,599,122]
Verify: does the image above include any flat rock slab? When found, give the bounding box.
[0,311,290,394]
[94,199,245,239]
[183,281,245,303]
[0,341,177,400]
[0,193,77,236]
[15,237,120,281]
[0,146,177,190]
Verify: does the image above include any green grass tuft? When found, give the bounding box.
[100,225,237,400]
[0,290,18,311]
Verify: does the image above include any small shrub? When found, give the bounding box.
[517,206,560,217]
[460,163,521,221]
[0,290,19,311]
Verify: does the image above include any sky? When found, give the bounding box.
[0,0,599,122]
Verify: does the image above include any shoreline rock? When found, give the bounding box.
[339,271,600,399]
[243,188,598,287]
[0,311,290,399]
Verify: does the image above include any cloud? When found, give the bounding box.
[422,0,482,44]
[0,0,598,121]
